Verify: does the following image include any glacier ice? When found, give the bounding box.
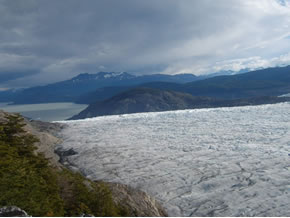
[58,103,290,216]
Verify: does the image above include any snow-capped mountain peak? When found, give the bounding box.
[72,72,136,81]
[95,72,136,80]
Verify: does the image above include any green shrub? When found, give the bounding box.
[0,115,64,216]
[57,169,123,217]
[0,114,127,216]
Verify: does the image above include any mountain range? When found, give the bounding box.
[182,65,290,99]
[1,66,290,119]
[0,68,249,104]
[0,72,198,104]
[75,65,290,104]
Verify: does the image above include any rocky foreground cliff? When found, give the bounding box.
[0,110,167,217]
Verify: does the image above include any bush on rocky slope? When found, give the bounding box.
[0,114,127,216]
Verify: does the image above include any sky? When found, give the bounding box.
[1,0,290,89]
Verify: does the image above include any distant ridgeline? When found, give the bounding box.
[1,66,290,119]
[71,66,290,119]
[74,65,290,104]
[0,72,198,104]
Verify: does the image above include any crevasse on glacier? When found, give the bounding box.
[58,103,290,216]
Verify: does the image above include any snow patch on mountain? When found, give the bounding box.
[279,93,290,97]
[71,72,136,81]
[57,103,290,216]
[102,72,125,78]
[97,72,133,79]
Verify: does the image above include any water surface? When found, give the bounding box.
[0,102,87,121]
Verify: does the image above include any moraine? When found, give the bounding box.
[57,103,290,216]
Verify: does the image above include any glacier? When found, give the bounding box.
[57,103,290,216]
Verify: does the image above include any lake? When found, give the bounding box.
[0,102,88,122]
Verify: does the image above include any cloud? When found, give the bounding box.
[1,0,290,88]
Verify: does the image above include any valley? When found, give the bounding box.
[1,1,290,217]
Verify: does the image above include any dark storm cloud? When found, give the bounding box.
[0,0,290,88]
[0,70,38,83]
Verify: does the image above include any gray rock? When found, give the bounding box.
[79,213,94,217]
[108,182,167,217]
[0,206,30,217]
[54,148,78,165]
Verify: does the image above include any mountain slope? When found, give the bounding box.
[75,82,184,104]
[69,87,290,119]
[0,110,167,217]
[183,65,290,99]
[5,72,197,104]
[75,66,290,104]
[70,88,217,119]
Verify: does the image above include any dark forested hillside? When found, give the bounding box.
[70,88,216,119]
[70,87,290,119]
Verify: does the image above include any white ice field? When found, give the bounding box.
[58,103,290,216]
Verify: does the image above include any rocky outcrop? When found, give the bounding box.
[0,206,30,217]
[24,120,66,168]
[0,110,8,123]
[109,183,167,217]
[1,110,66,168]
